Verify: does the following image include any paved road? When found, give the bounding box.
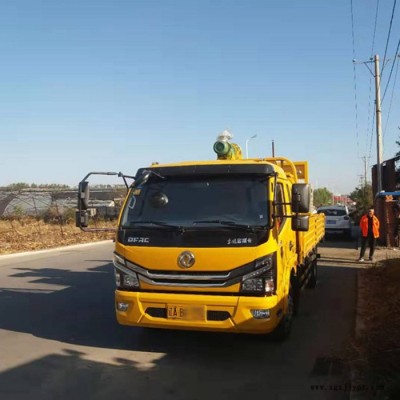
[0,241,361,400]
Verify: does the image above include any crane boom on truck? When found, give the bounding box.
[76,132,325,339]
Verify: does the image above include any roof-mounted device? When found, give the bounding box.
[213,130,243,160]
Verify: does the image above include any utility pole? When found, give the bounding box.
[272,140,275,157]
[361,156,368,186]
[374,55,383,193]
[358,174,364,187]
[353,55,384,194]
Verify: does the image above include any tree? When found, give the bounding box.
[313,187,333,207]
[38,183,70,189]
[396,127,400,157]
[349,183,373,223]
[6,182,30,190]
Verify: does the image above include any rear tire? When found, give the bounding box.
[307,260,317,289]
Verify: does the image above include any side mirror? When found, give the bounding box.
[78,181,90,210]
[292,184,311,213]
[292,215,309,232]
[75,171,122,233]
[75,210,89,228]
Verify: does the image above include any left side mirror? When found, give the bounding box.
[78,181,90,210]
[75,171,123,232]
[75,210,89,228]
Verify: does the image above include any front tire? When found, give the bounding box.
[272,284,294,341]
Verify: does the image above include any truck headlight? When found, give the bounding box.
[240,254,276,295]
[113,253,140,290]
[242,278,264,293]
[122,273,139,288]
[264,278,275,295]
[114,268,140,289]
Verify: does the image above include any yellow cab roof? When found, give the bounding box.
[149,157,308,184]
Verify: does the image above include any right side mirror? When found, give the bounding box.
[291,183,311,213]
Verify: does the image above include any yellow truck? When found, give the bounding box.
[77,134,325,339]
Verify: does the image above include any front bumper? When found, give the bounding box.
[115,290,281,334]
[325,227,351,234]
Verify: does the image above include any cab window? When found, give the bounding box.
[275,183,286,230]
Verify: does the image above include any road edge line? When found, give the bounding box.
[0,240,113,260]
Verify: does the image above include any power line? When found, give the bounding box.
[366,76,374,153]
[382,39,400,102]
[371,0,380,56]
[383,55,400,151]
[382,0,397,73]
[365,1,380,162]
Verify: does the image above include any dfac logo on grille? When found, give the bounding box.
[177,251,195,269]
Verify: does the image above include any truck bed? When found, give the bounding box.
[298,213,325,260]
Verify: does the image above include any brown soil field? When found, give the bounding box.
[0,218,115,255]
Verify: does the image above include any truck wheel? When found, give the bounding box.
[292,276,300,316]
[307,260,317,289]
[272,284,294,341]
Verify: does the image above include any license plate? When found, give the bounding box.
[327,220,336,224]
[167,305,205,321]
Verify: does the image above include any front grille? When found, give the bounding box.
[207,310,231,321]
[146,307,167,318]
[126,259,254,288]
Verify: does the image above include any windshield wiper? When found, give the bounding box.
[123,220,184,231]
[193,220,266,231]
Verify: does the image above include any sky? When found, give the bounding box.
[0,0,399,194]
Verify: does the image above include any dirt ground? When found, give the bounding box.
[0,218,115,255]
[356,259,400,399]
[320,237,400,400]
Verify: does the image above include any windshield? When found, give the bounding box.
[120,176,269,228]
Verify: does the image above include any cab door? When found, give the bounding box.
[283,182,297,270]
[274,181,297,291]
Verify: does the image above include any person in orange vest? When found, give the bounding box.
[358,206,380,262]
